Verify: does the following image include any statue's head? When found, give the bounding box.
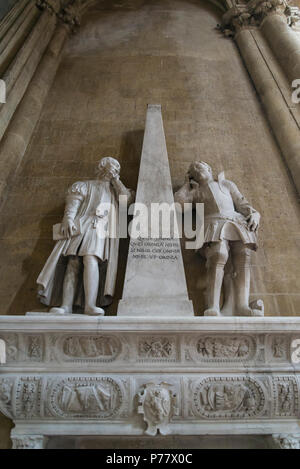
[96,157,120,179]
[187,161,213,183]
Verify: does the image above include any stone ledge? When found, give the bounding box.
[0,313,300,332]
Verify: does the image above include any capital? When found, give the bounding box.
[250,0,287,21]
[220,5,259,37]
[36,0,80,32]
[36,0,61,15]
[220,0,300,36]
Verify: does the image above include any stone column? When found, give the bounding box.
[221,3,300,195]
[258,4,300,84]
[0,21,70,209]
[0,10,57,141]
[234,26,300,194]
[0,0,41,76]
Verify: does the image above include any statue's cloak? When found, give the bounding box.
[37,181,119,308]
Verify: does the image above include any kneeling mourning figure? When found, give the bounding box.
[174,161,263,317]
[37,157,134,316]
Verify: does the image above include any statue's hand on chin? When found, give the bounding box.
[184,173,199,190]
[189,178,199,190]
[108,169,120,182]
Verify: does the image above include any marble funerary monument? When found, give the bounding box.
[0,105,300,450]
[1,0,300,450]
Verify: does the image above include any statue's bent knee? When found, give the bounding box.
[68,255,80,268]
[205,242,229,267]
[231,243,252,267]
[83,255,98,267]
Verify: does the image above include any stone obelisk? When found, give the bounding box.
[118,104,194,317]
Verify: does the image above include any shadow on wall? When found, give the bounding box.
[106,129,144,315]
[46,433,276,449]
[7,130,144,316]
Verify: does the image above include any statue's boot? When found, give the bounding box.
[49,256,80,316]
[203,264,224,317]
[49,306,72,315]
[83,255,104,316]
[204,307,221,316]
[203,242,228,317]
[238,305,264,317]
[220,256,236,316]
[84,306,105,316]
[233,244,264,317]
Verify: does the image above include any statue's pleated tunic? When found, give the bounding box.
[37,180,119,307]
[63,180,112,260]
[198,178,258,248]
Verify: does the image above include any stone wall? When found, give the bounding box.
[1,0,299,317]
[0,0,300,448]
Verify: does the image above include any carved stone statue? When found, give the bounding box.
[174,161,263,317]
[37,157,134,316]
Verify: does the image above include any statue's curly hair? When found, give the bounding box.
[189,161,212,174]
[96,157,120,178]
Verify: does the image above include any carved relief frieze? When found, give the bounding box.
[189,335,257,363]
[58,334,121,362]
[0,378,14,418]
[0,333,18,362]
[137,336,177,362]
[273,376,298,417]
[265,334,291,364]
[48,377,124,419]
[25,335,44,362]
[47,334,60,362]
[15,377,42,419]
[271,335,289,359]
[0,332,297,369]
[191,377,266,419]
[11,435,47,450]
